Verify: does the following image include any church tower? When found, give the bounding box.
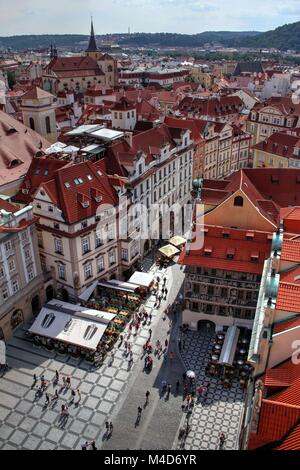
[86,18,99,60]
[20,87,58,143]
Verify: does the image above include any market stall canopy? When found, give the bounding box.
[169,236,186,248]
[29,300,116,351]
[79,280,98,302]
[218,326,240,366]
[159,244,180,259]
[97,279,140,294]
[129,271,154,288]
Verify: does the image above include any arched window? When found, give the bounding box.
[11,310,24,330]
[45,116,51,134]
[29,117,35,130]
[234,196,244,207]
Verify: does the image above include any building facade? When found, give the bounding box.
[0,198,44,340]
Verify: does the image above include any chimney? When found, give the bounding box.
[124,131,133,147]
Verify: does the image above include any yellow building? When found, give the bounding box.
[252,132,300,169]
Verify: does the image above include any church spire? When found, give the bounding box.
[86,17,98,53]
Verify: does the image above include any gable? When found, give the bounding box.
[204,189,277,231]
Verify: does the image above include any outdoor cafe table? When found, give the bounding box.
[237,359,245,366]
[239,348,247,355]
[217,334,225,340]
[214,344,222,351]
[211,354,219,361]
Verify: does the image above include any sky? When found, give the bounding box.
[0,0,300,36]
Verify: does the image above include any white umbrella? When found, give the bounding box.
[186,370,196,379]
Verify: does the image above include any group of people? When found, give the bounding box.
[153,276,168,308]
[32,371,82,410]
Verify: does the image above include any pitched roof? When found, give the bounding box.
[14,156,70,204]
[110,97,136,111]
[48,56,103,74]
[281,238,300,263]
[21,86,54,101]
[248,360,300,450]
[178,95,243,117]
[178,225,272,275]
[253,132,300,160]
[201,169,300,219]
[233,61,264,76]
[86,19,98,53]
[39,160,118,224]
[0,110,51,187]
[106,124,176,175]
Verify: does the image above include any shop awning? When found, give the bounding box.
[29,300,116,351]
[129,271,154,288]
[169,236,187,248]
[79,280,98,302]
[97,279,140,294]
[159,244,180,258]
[218,326,240,366]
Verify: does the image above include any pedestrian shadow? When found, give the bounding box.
[102,431,112,442]
[135,416,141,428]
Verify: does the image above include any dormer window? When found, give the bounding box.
[81,201,90,208]
[22,189,29,195]
[234,196,244,207]
[226,248,235,259]
[95,196,102,203]
[204,246,212,256]
[64,182,70,189]
[251,251,259,262]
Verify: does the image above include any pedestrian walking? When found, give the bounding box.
[66,376,71,388]
[148,313,152,324]
[149,328,152,338]
[90,441,97,450]
[176,379,180,392]
[163,277,167,286]
[52,389,59,401]
[145,390,150,403]
[105,421,109,434]
[164,287,168,299]
[45,393,50,406]
[55,370,59,383]
[128,357,133,368]
[166,384,171,399]
[119,335,124,347]
[62,376,66,387]
[137,406,142,418]
[70,389,76,404]
[178,339,182,351]
[109,422,113,435]
[165,338,169,348]
[81,441,89,450]
[77,389,81,403]
[32,373,37,389]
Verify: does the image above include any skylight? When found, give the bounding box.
[64,182,70,188]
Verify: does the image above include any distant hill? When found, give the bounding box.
[236,21,300,51]
[0,21,300,52]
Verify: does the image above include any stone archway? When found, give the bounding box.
[197,319,215,332]
[11,310,24,331]
[61,289,69,302]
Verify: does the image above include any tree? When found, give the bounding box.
[7,71,16,89]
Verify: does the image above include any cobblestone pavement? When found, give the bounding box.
[0,259,185,450]
[100,262,186,450]
[173,329,245,451]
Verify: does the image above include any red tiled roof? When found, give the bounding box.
[21,86,54,101]
[107,124,176,175]
[273,316,300,334]
[14,156,70,204]
[178,225,272,275]
[281,239,300,262]
[40,160,118,224]
[249,360,300,450]
[275,424,300,450]
[164,116,205,143]
[0,199,19,214]
[110,97,136,111]
[201,168,300,217]
[253,132,300,160]
[0,110,51,186]
[276,281,300,314]
[178,95,243,117]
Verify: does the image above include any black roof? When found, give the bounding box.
[233,62,264,76]
[86,19,98,53]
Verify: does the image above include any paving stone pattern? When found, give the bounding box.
[174,329,245,450]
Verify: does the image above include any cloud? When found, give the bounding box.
[0,0,299,35]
